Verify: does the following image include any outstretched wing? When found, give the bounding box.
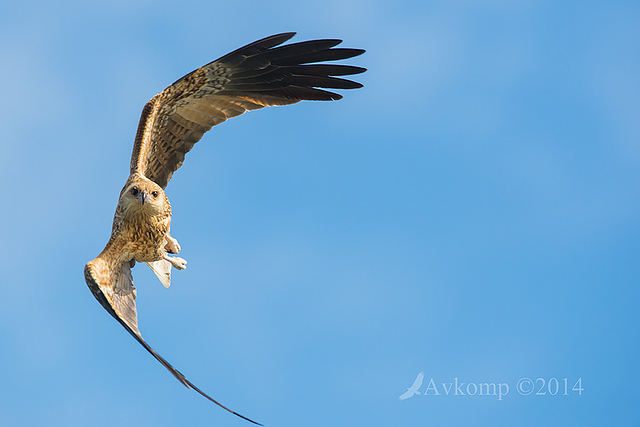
[85,260,141,335]
[410,371,425,390]
[84,260,261,425]
[398,389,414,400]
[130,32,366,189]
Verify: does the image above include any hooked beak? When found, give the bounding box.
[136,190,148,205]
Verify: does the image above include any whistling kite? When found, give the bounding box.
[84,33,365,424]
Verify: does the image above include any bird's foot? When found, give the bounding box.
[164,233,181,254]
[164,253,187,270]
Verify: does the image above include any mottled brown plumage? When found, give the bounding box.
[84,32,365,424]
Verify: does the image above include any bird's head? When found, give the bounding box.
[120,177,167,215]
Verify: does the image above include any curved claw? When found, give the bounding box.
[164,254,187,270]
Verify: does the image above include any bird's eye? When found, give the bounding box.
[151,191,159,198]
[131,187,139,196]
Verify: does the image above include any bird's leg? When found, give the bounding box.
[161,230,186,270]
[164,253,187,270]
[164,232,181,254]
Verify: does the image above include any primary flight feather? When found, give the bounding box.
[84,32,365,424]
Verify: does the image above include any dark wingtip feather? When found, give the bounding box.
[215,32,298,66]
[226,35,366,101]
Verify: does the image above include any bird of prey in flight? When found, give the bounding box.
[83,32,365,424]
[399,371,425,400]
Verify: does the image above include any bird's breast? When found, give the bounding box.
[118,209,171,263]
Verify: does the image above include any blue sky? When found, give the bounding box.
[1,1,639,426]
